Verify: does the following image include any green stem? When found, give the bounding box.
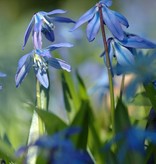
[36,79,45,135]
[98,5,115,134]
[120,75,125,99]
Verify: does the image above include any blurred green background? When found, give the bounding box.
[0,0,156,150]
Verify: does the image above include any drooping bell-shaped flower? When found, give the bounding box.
[15,43,73,88]
[71,0,129,41]
[101,33,156,72]
[23,10,75,49]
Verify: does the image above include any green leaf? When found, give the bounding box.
[61,72,81,115]
[61,73,72,112]
[115,98,131,134]
[144,83,156,110]
[131,92,151,106]
[71,100,93,150]
[36,151,48,164]
[104,150,118,164]
[0,138,16,163]
[35,110,67,135]
[76,71,88,100]
[89,123,104,163]
[145,144,156,163]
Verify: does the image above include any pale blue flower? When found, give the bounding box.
[101,33,156,75]
[71,0,129,41]
[104,127,156,163]
[15,43,73,88]
[116,51,156,99]
[16,127,94,164]
[23,10,75,49]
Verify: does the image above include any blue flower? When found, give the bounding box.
[88,70,110,103]
[104,127,156,163]
[101,37,134,70]
[71,0,129,41]
[101,33,156,74]
[23,9,75,49]
[115,51,156,99]
[16,127,94,164]
[15,43,73,88]
[120,33,156,49]
[0,72,6,90]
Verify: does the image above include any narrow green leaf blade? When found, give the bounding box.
[115,98,131,134]
[144,83,156,110]
[35,110,67,135]
[71,100,93,149]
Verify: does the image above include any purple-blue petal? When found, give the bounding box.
[112,11,129,28]
[42,24,55,42]
[15,54,33,87]
[40,9,67,17]
[86,12,100,42]
[48,58,71,72]
[114,41,134,65]
[17,53,32,70]
[33,20,42,49]
[71,6,96,31]
[22,17,34,50]
[0,72,6,77]
[34,15,42,32]
[121,34,156,48]
[100,0,112,7]
[52,16,75,23]
[102,6,124,40]
[46,43,73,51]
[35,68,49,88]
[125,78,139,100]
[103,38,114,74]
[46,9,67,16]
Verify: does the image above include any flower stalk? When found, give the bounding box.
[98,4,115,133]
[120,75,125,99]
[36,79,46,135]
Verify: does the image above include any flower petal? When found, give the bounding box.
[35,68,49,88]
[22,17,34,50]
[121,34,156,48]
[125,78,139,100]
[33,20,43,49]
[100,0,112,7]
[86,12,100,42]
[46,9,67,16]
[112,11,129,28]
[34,15,43,32]
[15,54,33,87]
[46,43,73,51]
[102,6,124,40]
[0,72,6,77]
[17,53,33,70]
[51,16,75,23]
[102,38,114,76]
[114,41,134,65]
[47,58,71,72]
[103,38,114,66]
[42,24,55,42]
[70,6,96,31]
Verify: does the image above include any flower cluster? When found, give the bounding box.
[15,9,74,88]
[71,0,156,74]
[71,0,129,41]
